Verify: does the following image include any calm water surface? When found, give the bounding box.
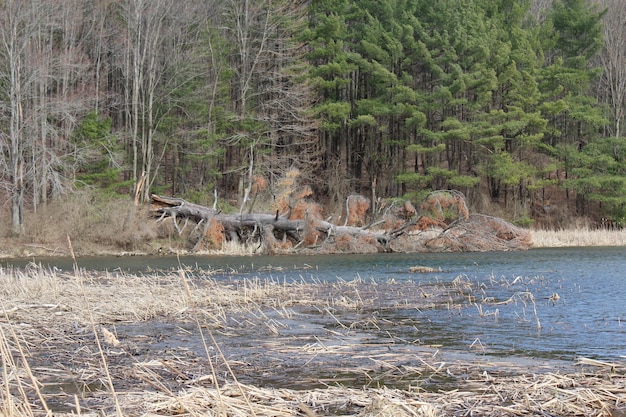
[3,247,625,361]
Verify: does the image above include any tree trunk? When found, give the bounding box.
[150,194,398,252]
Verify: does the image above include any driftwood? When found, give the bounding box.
[150,192,532,254]
[151,194,218,223]
[150,194,412,253]
[424,214,532,252]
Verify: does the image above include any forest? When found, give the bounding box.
[1,0,625,241]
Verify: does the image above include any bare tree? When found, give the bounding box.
[595,0,626,138]
[529,0,554,22]
[221,0,317,208]
[0,0,36,235]
[0,0,93,235]
[220,0,276,205]
[29,0,92,209]
[120,0,208,203]
[255,0,319,185]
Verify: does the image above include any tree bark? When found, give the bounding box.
[150,192,533,254]
[150,194,399,252]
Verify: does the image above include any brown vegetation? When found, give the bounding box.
[425,214,533,252]
[0,191,157,258]
[150,186,532,256]
[204,218,225,250]
[531,227,626,248]
[3,184,626,260]
[0,266,624,416]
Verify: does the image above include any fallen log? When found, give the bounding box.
[149,191,532,254]
[150,194,404,253]
[151,194,218,224]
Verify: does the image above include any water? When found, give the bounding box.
[3,247,625,362]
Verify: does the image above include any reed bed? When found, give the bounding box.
[531,227,626,247]
[0,265,624,416]
[32,358,625,417]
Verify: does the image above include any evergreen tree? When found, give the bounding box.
[302,0,357,203]
[72,112,127,194]
[541,0,609,215]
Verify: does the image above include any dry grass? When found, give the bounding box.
[0,265,624,416]
[531,227,626,248]
[200,239,262,256]
[125,365,626,417]
[1,191,158,258]
[0,265,314,324]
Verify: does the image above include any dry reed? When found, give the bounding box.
[89,361,626,417]
[0,266,624,416]
[531,227,626,247]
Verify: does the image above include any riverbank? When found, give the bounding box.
[2,226,626,260]
[1,266,624,416]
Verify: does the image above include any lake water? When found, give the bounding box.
[3,247,625,362]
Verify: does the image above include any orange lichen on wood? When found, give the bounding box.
[302,216,322,246]
[272,197,291,216]
[403,200,417,218]
[335,233,355,252]
[384,217,405,231]
[421,190,469,223]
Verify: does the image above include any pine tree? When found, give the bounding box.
[541,0,609,215]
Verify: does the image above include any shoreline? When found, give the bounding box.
[1,228,626,260]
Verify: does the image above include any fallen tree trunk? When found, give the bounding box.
[150,194,405,253]
[150,192,532,254]
[151,194,218,224]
